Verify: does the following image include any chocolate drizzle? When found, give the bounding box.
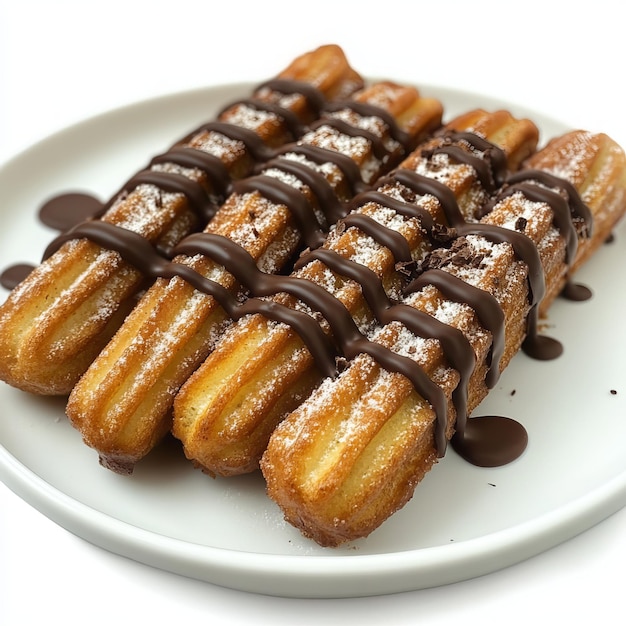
[325,100,414,148]
[406,268,505,389]
[221,98,306,140]
[99,79,331,223]
[9,79,413,289]
[274,144,370,197]
[3,116,594,467]
[253,156,345,224]
[489,170,586,265]
[341,212,413,264]
[345,189,437,233]
[150,148,231,201]
[309,117,389,161]
[507,168,593,233]
[112,170,219,223]
[423,130,508,192]
[256,79,327,117]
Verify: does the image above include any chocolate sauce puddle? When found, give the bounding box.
[451,415,528,467]
[1,192,106,290]
[39,191,104,230]
[0,264,36,290]
[560,280,592,301]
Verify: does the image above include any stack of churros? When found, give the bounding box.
[0,44,363,396]
[1,45,624,546]
[173,109,539,476]
[64,65,444,474]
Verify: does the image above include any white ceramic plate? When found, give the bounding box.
[0,83,624,598]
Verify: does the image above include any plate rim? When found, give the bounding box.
[2,443,623,597]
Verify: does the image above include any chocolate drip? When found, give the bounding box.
[451,415,528,467]
[339,213,413,264]
[456,221,556,360]
[406,268,505,389]
[523,315,564,360]
[274,144,370,197]
[256,79,327,117]
[255,157,345,224]
[560,280,592,301]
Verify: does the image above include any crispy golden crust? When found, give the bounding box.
[173,110,540,477]
[0,45,363,396]
[528,132,626,312]
[261,130,626,547]
[66,81,444,473]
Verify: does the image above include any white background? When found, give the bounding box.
[1,1,624,624]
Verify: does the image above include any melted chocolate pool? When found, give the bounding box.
[38,192,104,231]
[452,415,529,467]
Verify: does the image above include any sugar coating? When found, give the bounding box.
[325,106,400,154]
